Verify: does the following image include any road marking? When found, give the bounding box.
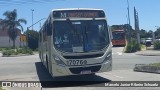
[107,73,124,79]
[112,52,123,55]
[117,52,123,55]
[102,72,124,79]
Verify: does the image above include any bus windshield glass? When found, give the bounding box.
[112,32,125,40]
[53,20,109,53]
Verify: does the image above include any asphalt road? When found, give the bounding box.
[0,47,160,90]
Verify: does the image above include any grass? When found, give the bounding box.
[140,44,146,50]
[150,63,160,68]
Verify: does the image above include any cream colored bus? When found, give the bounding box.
[39,8,112,77]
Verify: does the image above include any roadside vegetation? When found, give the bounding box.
[0,9,27,49]
[2,47,33,56]
[111,25,160,51]
[153,41,160,50]
[150,63,160,68]
[0,9,38,56]
[125,39,141,53]
[24,30,39,51]
[140,44,146,50]
[0,47,11,51]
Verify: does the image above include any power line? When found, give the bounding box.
[0,0,65,6]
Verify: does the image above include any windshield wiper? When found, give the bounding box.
[66,18,83,48]
[66,18,80,40]
[84,24,93,52]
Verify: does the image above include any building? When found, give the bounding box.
[0,28,24,47]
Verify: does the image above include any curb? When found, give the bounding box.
[2,54,34,57]
[136,53,160,56]
[134,64,160,74]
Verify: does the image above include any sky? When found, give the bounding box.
[0,0,160,32]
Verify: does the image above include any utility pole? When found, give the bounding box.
[134,7,141,44]
[31,9,34,30]
[40,22,41,29]
[127,0,131,43]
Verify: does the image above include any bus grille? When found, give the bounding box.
[63,53,103,59]
[69,65,101,74]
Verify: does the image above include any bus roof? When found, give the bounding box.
[52,8,103,12]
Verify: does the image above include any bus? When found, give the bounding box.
[39,8,112,77]
[112,30,126,46]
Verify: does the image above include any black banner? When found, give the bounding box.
[0,81,160,88]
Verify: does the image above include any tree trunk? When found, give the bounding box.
[13,40,16,49]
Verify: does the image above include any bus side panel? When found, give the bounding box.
[46,35,53,75]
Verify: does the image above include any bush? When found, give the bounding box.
[17,47,33,55]
[2,47,33,56]
[0,48,3,51]
[125,38,141,53]
[34,48,38,51]
[25,30,39,50]
[125,43,132,53]
[154,41,160,50]
[0,47,10,51]
[2,50,16,56]
[150,63,160,67]
[5,47,12,50]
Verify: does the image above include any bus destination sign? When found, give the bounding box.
[53,10,105,18]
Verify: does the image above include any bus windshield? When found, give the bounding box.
[53,20,109,53]
[112,32,125,40]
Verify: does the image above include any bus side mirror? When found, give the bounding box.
[47,24,52,36]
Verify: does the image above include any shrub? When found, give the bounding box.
[125,38,141,53]
[5,47,12,50]
[136,43,141,51]
[17,47,33,55]
[125,43,132,53]
[154,41,160,50]
[2,47,33,56]
[2,50,15,56]
[34,48,38,51]
[0,48,3,51]
[150,63,160,67]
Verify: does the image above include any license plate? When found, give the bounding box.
[80,70,91,74]
[67,60,87,66]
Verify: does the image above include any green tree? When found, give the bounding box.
[147,30,153,38]
[24,30,39,50]
[139,29,147,38]
[155,28,160,38]
[0,9,27,48]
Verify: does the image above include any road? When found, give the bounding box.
[0,47,160,90]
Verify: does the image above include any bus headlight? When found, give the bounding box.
[103,52,112,63]
[54,56,65,67]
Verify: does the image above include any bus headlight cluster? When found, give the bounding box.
[54,56,65,67]
[103,52,112,63]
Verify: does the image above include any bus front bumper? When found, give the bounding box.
[51,60,112,77]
